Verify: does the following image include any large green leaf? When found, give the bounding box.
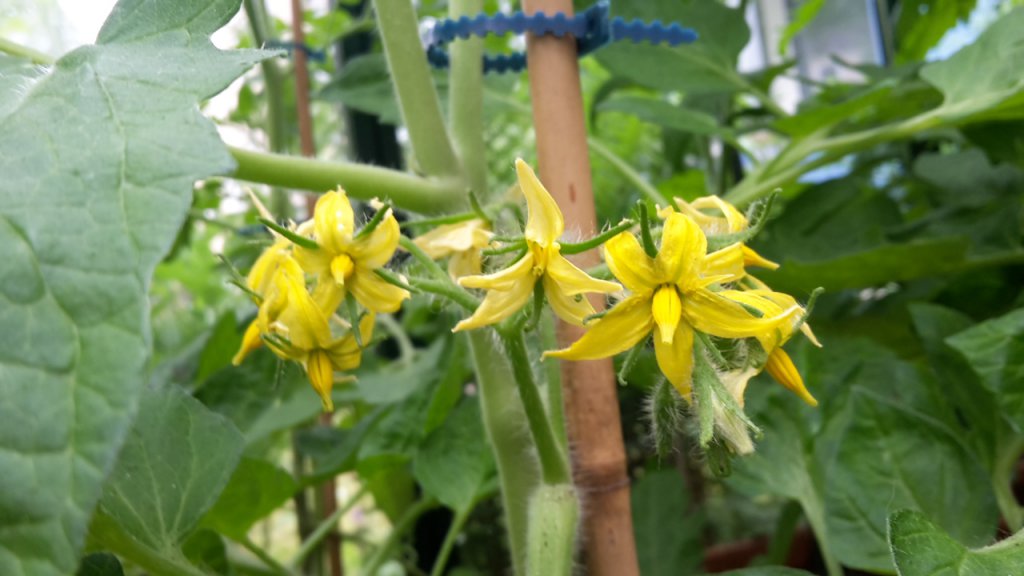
[598,96,734,140]
[895,1,977,63]
[200,457,297,540]
[412,398,495,512]
[0,0,266,573]
[596,0,751,95]
[947,307,1024,432]
[821,388,998,572]
[631,469,703,576]
[888,509,1024,575]
[920,8,1024,124]
[91,385,245,575]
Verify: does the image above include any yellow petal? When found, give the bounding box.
[652,286,682,344]
[413,219,492,259]
[327,313,375,371]
[276,271,333,350]
[350,210,401,269]
[293,244,332,277]
[765,348,817,406]
[330,254,355,285]
[656,212,707,285]
[313,189,355,252]
[603,232,660,293]
[306,349,336,412]
[742,245,779,270]
[459,252,534,291]
[701,243,746,285]
[232,320,263,365]
[545,253,622,295]
[349,267,410,313]
[448,249,482,279]
[675,196,748,235]
[681,288,799,344]
[543,294,654,360]
[543,275,597,326]
[654,323,695,399]
[311,275,344,317]
[718,289,807,348]
[516,158,564,246]
[453,276,536,332]
[695,196,748,233]
[246,239,292,296]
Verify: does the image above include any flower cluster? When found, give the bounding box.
[233,159,818,452]
[232,189,408,411]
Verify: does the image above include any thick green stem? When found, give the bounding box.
[449,0,487,196]
[373,0,461,178]
[499,329,571,486]
[525,484,579,576]
[230,147,464,213]
[467,332,538,576]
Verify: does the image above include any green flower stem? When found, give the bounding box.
[540,312,568,452]
[373,0,461,179]
[526,484,579,576]
[0,37,54,65]
[229,147,464,214]
[400,212,478,228]
[359,497,438,576]
[241,536,296,576]
[467,331,538,576]
[399,236,451,284]
[498,328,572,486]
[560,219,635,255]
[449,0,487,195]
[288,485,369,569]
[429,505,473,576]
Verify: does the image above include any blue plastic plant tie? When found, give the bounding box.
[426,1,697,74]
[265,40,327,63]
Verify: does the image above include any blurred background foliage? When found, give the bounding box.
[6,0,1024,574]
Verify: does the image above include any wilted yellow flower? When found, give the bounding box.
[545,212,800,398]
[261,268,376,411]
[453,160,621,331]
[293,189,409,314]
[412,218,492,279]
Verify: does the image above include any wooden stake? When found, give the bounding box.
[522,2,639,574]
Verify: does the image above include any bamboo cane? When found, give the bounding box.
[522,2,640,574]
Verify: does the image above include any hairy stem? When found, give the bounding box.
[230,147,464,213]
[0,37,54,65]
[449,0,487,196]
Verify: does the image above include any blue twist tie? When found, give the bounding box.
[426,1,697,74]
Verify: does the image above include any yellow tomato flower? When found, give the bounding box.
[263,268,376,411]
[453,159,621,331]
[232,246,304,365]
[293,188,409,314]
[544,212,799,398]
[669,195,779,271]
[412,218,492,279]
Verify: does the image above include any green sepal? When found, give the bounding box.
[259,218,320,250]
[560,218,636,255]
[353,201,393,240]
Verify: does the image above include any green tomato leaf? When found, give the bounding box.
[719,569,815,576]
[946,307,1024,432]
[0,0,268,573]
[413,398,495,512]
[631,469,703,576]
[889,509,1024,575]
[200,457,297,540]
[596,0,750,95]
[920,8,1024,124]
[598,96,734,140]
[76,553,124,576]
[895,1,977,63]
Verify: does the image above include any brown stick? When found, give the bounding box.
[290,2,342,575]
[522,2,639,574]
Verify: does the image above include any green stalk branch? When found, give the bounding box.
[430,505,473,576]
[288,485,370,569]
[0,37,54,65]
[449,0,487,196]
[229,147,464,213]
[373,0,461,178]
[498,328,571,486]
[241,536,296,576]
[359,497,438,576]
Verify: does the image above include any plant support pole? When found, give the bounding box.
[522,1,639,574]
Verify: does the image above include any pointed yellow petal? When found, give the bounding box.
[681,288,799,343]
[742,245,779,270]
[697,196,748,233]
[652,286,682,344]
[327,313,375,371]
[603,232,659,293]
[413,219,492,258]
[718,289,807,348]
[350,210,401,269]
[516,158,564,246]
[656,213,707,284]
[246,239,292,296]
[702,243,745,284]
[459,252,534,291]
[276,271,333,350]
[765,348,817,406]
[654,323,695,399]
[543,275,597,326]
[232,320,263,365]
[311,275,344,317]
[453,276,536,332]
[293,244,332,277]
[306,350,336,412]
[448,249,482,279]
[349,267,410,313]
[545,253,621,295]
[543,294,654,360]
[313,189,355,252]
